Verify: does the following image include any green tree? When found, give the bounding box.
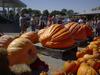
[27,8,33,14]
[50,10,60,16]
[32,9,41,16]
[21,8,28,14]
[67,10,74,17]
[60,9,67,16]
[42,9,49,16]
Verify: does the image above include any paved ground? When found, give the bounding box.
[38,54,65,74]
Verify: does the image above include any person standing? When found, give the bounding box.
[30,15,36,31]
[19,13,29,34]
[96,19,100,36]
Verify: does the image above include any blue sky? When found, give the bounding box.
[21,0,100,12]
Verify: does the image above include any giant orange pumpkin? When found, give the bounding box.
[20,31,38,43]
[7,38,37,66]
[65,22,87,41]
[81,24,93,37]
[0,35,14,48]
[39,24,75,48]
[38,29,46,37]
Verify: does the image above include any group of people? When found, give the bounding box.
[19,14,72,34]
[19,10,100,36]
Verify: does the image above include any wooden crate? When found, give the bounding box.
[34,43,78,60]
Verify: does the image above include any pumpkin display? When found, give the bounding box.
[93,36,100,41]
[86,59,100,71]
[39,24,75,48]
[20,31,38,43]
[87,41,100,51]
[77,63,98,75]
[0,35,14,48]
[7,38,37,66]
[63,60,80,74]
[76,48,93,58]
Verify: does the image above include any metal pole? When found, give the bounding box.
[2,0,5,16]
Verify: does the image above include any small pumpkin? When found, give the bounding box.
[0,35,14,48]
[20,31,38,43]
[87,59,100,71]
[77,62,98,75]
[7,38,37,66]
[76,48,93,58]
[63,60,80,74]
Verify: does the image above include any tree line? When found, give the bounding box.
[21,8,78,17]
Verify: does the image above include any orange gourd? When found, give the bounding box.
[7,38,37,66]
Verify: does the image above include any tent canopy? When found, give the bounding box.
[0,0,27,7]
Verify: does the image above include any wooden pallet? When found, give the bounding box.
[34,43,78,60]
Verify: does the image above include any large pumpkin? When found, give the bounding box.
[20,31,38,43]
[73,25,87,41]
[7,38,37,66]
[39,24,75,48]
[38,29,46,37]
[65,22,87,41]
[0,35,14,48]
[77,63,98,75]
[80,24,93,37]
